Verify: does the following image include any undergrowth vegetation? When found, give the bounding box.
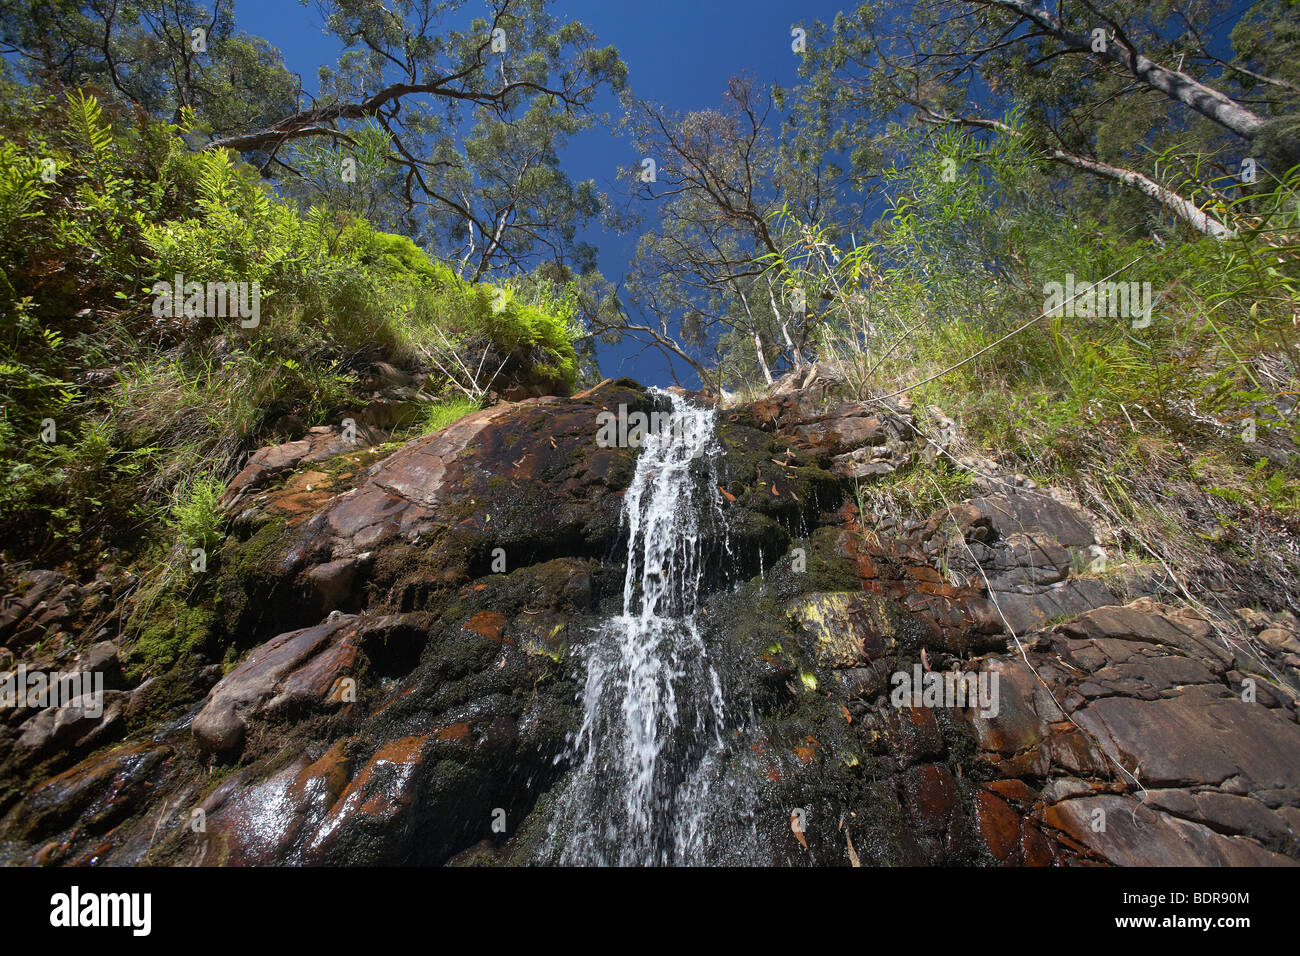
[767,127,1300,603]
[0,84,581,564]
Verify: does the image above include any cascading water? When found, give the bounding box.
[540,390,744,865]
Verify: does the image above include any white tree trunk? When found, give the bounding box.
[983,0,1267,140]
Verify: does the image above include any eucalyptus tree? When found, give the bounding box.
[793,0,1300,238]
[0,0,300,133]
[612,75,843,387]
[218,0,625,279]
[1,0,627,280]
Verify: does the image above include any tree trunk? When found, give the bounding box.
[918,105,1232,236]
[981,0,1268,141]
[1048,147,1231,237]
[737,288,775,384]
[753,331,774,385]
[767,279,806,370]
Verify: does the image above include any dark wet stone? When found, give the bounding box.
[3,742,172,846]
[1044,795,1296,866]
[192,614,359,755]
[4,379,1298,869]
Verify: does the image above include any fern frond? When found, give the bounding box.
[65,90,114,159]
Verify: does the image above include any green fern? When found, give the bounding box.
[0,142,49,253]
[65,90,114,164]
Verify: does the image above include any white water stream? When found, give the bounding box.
[542,390,736,864]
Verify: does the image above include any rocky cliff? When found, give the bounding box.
[2,377,1298,866]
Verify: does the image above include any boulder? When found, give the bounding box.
[15,690,127,758]
[223,423,387,505]
[192,614,359,755]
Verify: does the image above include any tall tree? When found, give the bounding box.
[611,76,841,386]
[218,0,626,279]
[0,0,300,134]
[0,0,627,279]
[795,0,1300,239]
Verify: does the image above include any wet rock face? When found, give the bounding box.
[1,378,1297,867]
[0,380,650,864]
[192,614,361,756]
[202,380,653,649]
[701,389,1299,866]
[302,383,649,563]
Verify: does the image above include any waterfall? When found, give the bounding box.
[540,389,737,865]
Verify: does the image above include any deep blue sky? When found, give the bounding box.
[238,0,850,386]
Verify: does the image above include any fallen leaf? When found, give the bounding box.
[793,735,819,765]
[718,486,737,502]
[846,828,861,867]
[790,811,808,850]
[839,703,852,724]
[771,485,781,496]
[921,647,931,672]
